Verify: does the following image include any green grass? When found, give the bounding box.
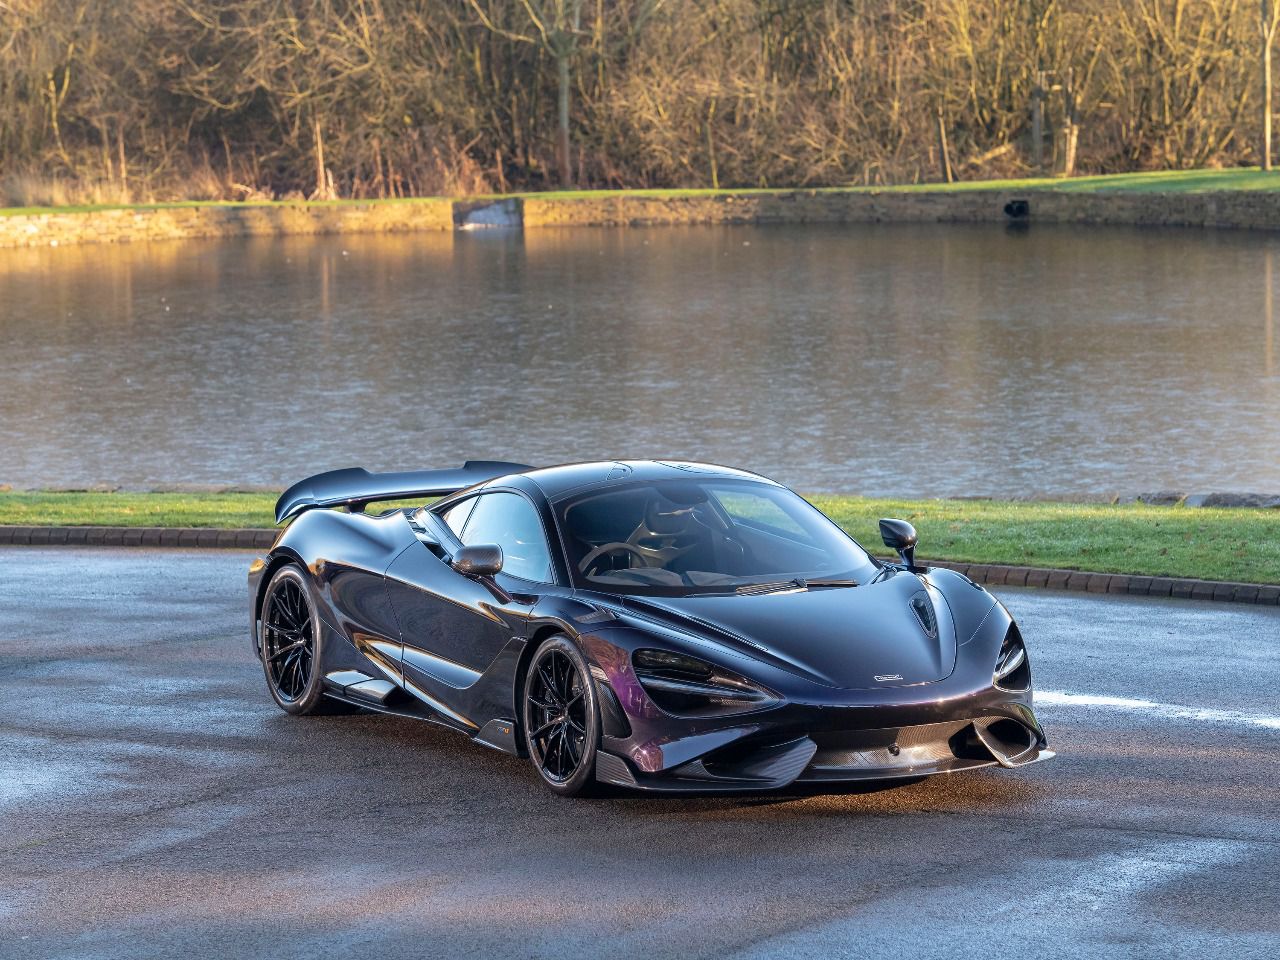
[0,491,280,528]
[517,168,1280,197]
[810,496,1279,584]
[7,168,1280,217]
[2,491,1276,583]
[864,167,1280,194]
[0,195,453,217]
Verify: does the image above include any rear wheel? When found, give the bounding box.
[523,635,600,797]
[260,564,334,715]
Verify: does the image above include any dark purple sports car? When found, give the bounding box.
[249,460,1051,796]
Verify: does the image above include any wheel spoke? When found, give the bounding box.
[287,585,304,627]
[564,731,581,764]
[531,718,560,738]
[268,639,306,662]
[556,655,574,702]
[554,728,567,774]
[538,665,560,703]
[271,595,296,630]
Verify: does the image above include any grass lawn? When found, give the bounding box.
[869,167,1280,194]
[7,168,1280,217]
[1,491,1276,584]
[808,496,1279,584]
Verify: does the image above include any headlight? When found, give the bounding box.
[993,625,1031,691]
[633,648,780,717]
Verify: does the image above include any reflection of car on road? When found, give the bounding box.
[250,460,1052,796]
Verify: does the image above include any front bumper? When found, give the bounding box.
[592,686,1051,793]
[596,712,1052,792]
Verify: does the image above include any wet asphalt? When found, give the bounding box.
[0,547,1277,960]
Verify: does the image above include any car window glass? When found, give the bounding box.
[711,488,807,538]
[460,492,553,583]
[556,478,876,595]
[441,497,477,538]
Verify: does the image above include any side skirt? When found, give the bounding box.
[319,687,521,756]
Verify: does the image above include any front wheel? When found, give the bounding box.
[260,564,336,715]
[522,635,601,797]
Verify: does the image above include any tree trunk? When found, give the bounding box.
[557,49,572,188]
[706,97,719,189]
[313,116,327,198]
[1057,69,1080,179]
[117,122,129,199]
[935,107,954,183]
[1032,72,1045,171]
[1265,2,1274,171]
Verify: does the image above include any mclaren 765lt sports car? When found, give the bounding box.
[249,460,1052,796]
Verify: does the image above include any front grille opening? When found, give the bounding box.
[696,734,817,783]
[985,719,1034,752]
[702,732,800,771]
[973,717,1037,766]
[948,725,996,762]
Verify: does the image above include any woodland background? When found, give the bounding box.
[0,1,1270,205]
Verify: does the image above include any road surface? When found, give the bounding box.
[0,548,1276,959]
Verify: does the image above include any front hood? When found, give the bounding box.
[625,571,957,690]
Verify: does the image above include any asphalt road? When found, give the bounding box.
[0,548,1277,960]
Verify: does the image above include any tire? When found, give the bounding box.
[522,635,601,797]
[259,563,340,716]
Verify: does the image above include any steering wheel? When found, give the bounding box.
[579,541,649,577]
[626,521,699,567]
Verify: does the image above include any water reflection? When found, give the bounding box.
[1267,248,1275,380]
[0,224,1277,496]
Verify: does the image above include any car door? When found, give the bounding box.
[383,490,553,715]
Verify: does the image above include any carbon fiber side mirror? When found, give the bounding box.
[878,518,919,572]
[451,543,504,577]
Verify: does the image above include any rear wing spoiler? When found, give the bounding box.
[274,461,533,524]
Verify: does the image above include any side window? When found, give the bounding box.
[459,492,553,583]
[441,497,477,538]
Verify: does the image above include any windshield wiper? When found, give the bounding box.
[798,577,860,589]
[734,577,859,596]
[735,579,805,596]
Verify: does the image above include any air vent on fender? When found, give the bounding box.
[910,591,938,639]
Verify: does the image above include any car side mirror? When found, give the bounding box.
[451,543,503,577]
[878,518,919,572]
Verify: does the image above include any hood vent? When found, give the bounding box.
[910,591,938,639]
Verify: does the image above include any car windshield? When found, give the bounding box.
[555,478,878,595]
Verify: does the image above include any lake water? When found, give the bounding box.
[1,223,1276,496]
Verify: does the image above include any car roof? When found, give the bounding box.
[510,460,780,500]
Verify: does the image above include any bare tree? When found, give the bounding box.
[1,0,1274,204]
[1263,0,1280,169]
[468,0,584,187]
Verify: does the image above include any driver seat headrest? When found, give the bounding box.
[645,498,692,536]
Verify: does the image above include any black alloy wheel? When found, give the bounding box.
[523,636,600,796]
[260,564,334,715]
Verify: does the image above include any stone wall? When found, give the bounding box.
[522,188,1280,229]
[0,198,454,248]
[5,187,1280,248]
